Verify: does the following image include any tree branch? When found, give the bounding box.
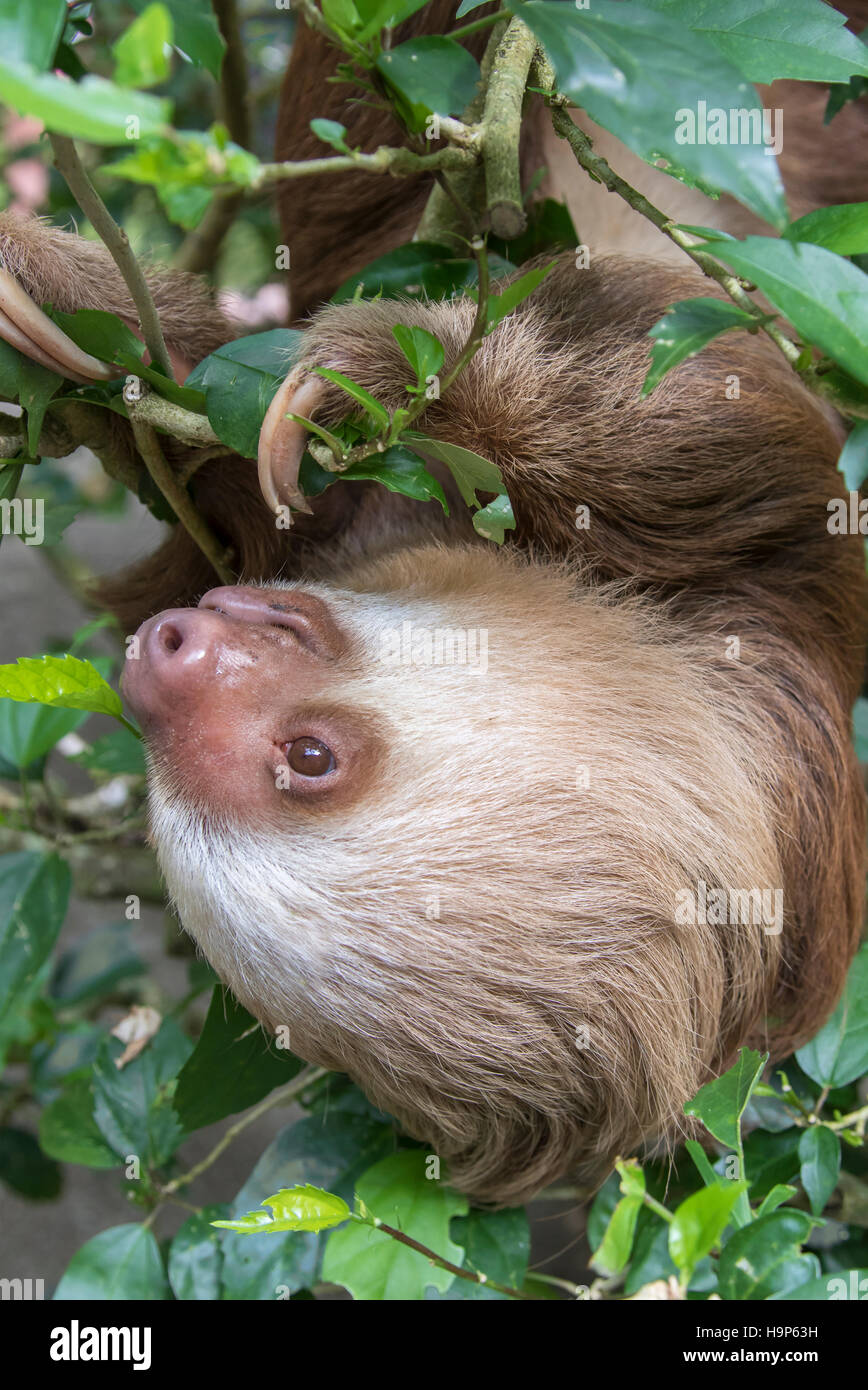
[531,51,868,418]
[49,135,174,380]
[482,17,537,238]
[252,142,476,187]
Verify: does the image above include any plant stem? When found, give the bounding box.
[642,1192,674,1223]
[826,1102,868,1134]
[448,10,511,42]
[162,1066,329,1195]
[127,407,236,584]
[49,135,174,379]
[360,1216,530,1299]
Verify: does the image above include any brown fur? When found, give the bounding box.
[0,4,865,1202]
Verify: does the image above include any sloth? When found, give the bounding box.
[0,2,866,1204]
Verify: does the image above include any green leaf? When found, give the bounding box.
[642,297,757,395]
[590,1195,643,1276]
[375,37,480,133]
[0,852,70,1021]
[435,1206,530,1300]
[322,0,361,37]
[784,203,868,256]
[798,1125,841,1216]
[310,118,350,152]
[739,1126,801,1200]
[717,1209,817,1299]
[684,1047,768,1149]
[796,944,868,1087]
[174,987,302,1132]
[51,309,144,371]
[642,0,868,83]
[128,0,224,78]
[392,324,445,390]
[218,1095,393,1300]
[685,1137,719,1187]
[472,492,515,544]
[838,421,868,493]
[50,922,144,1005]
[214,1184,351,1234]
[168,1205,228,1300]
[773,1268,868,1300]
[483,261,555,333]
[0,653,125,723]
[113,3,172,88]
[185,329,304,458]
[323,1151,468,1299]
[18,359,62,454]
[92,1018,193,1167]
[332,241,515,304]
[488,197,579,263]
[313,367,390,429]
[404,432,504,506]
[54,1224,170,1300]
[756,1183,797,1216]
[32,1025,104,1093]
[668,1181,747,1277]
[0,699,88,770]
[0,0,67,70]
[103,128,262,221]
[516,0,787,229]
[340,444,449,511]
[38,1077,120,1170]
[353,0,431,41]
[72,728,147,778]
[704,235,868,385]
[0,60,170,142]
[0,1127,62,1199]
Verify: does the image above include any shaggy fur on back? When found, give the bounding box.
[135,254,866,1202]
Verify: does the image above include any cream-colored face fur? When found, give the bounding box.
[142,546,783,1204]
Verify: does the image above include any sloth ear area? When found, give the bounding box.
[0,266,115,384]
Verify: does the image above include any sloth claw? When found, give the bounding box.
[0,267,115,385]
[257,368,325,519]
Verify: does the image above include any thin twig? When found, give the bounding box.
[128,391,222,447]
[127,405,236,584]
[367,1219,530,1299]
[161,1066,330,1195]
[448,9,511,42]
[49,135,174,379]
[252,143,476,187]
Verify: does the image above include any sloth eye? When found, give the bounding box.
[285,737,336,777]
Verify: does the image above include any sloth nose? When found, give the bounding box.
[147,609,222,668]
[122,607,231,723]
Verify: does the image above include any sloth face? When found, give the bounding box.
[124,545,782,1203]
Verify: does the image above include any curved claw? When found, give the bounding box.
[0,267,116,383]
[257,368,324,519]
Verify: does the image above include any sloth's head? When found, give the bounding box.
[123,544,783,1204]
